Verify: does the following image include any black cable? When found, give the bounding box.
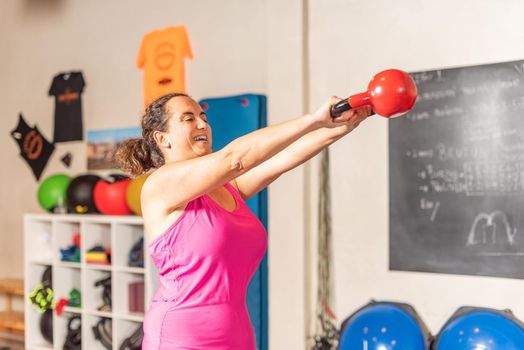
[119,324,143,350]
[92,318,112,350]
[94,275,112,311]
[39,309,53,344]
[63,315,81,350]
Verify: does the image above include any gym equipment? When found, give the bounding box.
[55,298,69,315]
[92,318,112,350]
[60,245,80,262]
[312,150,338,350]
[434,307,524,350]
[42,266,52,287]
[37,173,71,213]
[93,174,132,215]
[128,237,144,267]
[29,266,54,313]
[119,325,143,350]
[126,173,149,215]
[63,315,81,350]
[331,69,417,118]
[338,301,431,350]
[198,94,269,350]
[55,288,81,316]
[28,283,55,313]
[94,276,112,312]
[67,174,101,214]
[40,309,53,344]
[60,233,81,262]
[128,281,144,313]
[86,245,111,265]
[68,288,81,307]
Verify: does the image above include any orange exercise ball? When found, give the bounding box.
[126,173,149,215]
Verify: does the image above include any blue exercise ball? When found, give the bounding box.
[339,302,429,350]
[435,307,524,350]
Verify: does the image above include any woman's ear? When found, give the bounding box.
[153,130,171,150]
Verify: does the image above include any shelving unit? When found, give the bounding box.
[24,214,157,350]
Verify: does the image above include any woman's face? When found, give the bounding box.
[162,95,213,160]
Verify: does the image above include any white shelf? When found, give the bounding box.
[55,262,81,269]
[114,312,144,322]
[29,259,53,266]
[62,306,81,314]
[115,266,145,274]
[85,310,113,318]
[85,264,112,271]
[24,214,156,350]
[26,344,54,350]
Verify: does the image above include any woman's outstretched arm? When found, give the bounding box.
[232,98,372,200]
[142,97,358,214]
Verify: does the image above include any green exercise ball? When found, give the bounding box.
[37,174,71,213]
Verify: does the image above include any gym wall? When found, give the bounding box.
[306,0,524,337]
[1,0,312,349]
[3,0,524,348]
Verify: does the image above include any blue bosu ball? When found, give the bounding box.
[339,301,429,350]
[435,307,524,350]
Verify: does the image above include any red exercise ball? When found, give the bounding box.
[93,175,132,215]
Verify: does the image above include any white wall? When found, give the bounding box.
[307,0,524,336]
[0,0,268,275]
[4,0,524,348]
[267,1,308,348]
[1,0,311,348]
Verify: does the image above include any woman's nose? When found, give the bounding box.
[197,118,207,129]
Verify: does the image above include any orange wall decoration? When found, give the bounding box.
[137,26,193,107]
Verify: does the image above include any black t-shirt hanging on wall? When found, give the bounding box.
[10,113,55,180]
[48,71,85,142]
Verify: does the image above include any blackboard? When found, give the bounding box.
[389,59,524,279]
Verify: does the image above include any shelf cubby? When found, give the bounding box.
[25,214,152,350]
[83,315,112,350]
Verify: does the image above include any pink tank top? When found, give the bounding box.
[143,182,267,349]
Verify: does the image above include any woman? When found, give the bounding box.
[116,93,371,349]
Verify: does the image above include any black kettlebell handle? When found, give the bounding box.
[330,100,351,117]
[330,99,375,118]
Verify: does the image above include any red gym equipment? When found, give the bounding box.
[93,176,132,216]
[331,69,418,118]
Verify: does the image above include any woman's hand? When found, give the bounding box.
[311,96,373,130]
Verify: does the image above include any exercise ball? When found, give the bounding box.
[126,173,149,215]
[339,301,430,350]
[37,173,71,213]
[93,174,132,215]
[435,307,524,350]
[67,174,101,214]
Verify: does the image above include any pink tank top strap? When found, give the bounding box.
[224,182,242,200]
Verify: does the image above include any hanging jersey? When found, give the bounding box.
[10,114,55,180]
[136,26,193,107]
[48,71,85,143]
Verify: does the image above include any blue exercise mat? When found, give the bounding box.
[198,93,268,350]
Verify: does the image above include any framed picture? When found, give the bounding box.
[87,127,141,170]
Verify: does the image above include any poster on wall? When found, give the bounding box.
[87,127,141,170]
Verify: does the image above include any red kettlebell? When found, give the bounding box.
[331,69,418,118]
